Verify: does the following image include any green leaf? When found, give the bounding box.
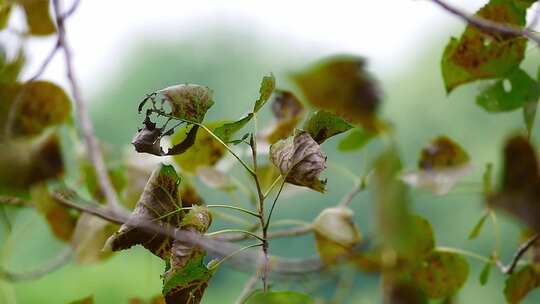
[479,261,492,286]
[337,127,374,152]
[213,113,253,141]
[504,265,540,303]
[245,291,314,304]
[488,136,540,232]
[0,132,64,191]
[163,207,212,304]
[0,49,24,84]
[270,131,327,192]
[411,251,469,299]
[253,74,276,113]
[441,0,533,92]
[104,164,184,259]
[19,0,56,36]
[402,136,471,195]
[266,90,305,144]
[292,55,381,131]
[476,69,540,112]
[30,184,77,242]
[312,207,361,265]
[0,81,72,139]
[468,212,489,240]
[303,110,352,144]
[158,84,214,123]
[171,122,227,173]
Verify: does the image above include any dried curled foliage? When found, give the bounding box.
[104,164,184,259]
[270,131,327,192]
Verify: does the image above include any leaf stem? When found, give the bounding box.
[436,246,492,264]
[264,180,286,231]
[206,204,261,218]
[209,243,263,271]
[263,175,283,199]
[205,229,265,242]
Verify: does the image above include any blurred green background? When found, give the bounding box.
[1,21,540,303]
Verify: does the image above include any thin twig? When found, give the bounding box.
[497,234,540,274]
[338,180,365,207]
[52,0,123,212]
[430,0,540,45]
[28,41,61,81]
[0,196,28,207]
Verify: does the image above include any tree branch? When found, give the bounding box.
[51,0,123,212]
[430,0,540,45]
[497,233,540,274]
[51,190,324,276]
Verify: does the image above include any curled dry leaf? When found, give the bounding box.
[270,131,327,192]
[293,55,381,131]
[441,0,534,92]
[265,90,304,144]
[104,164,183,259]
[312,207,361,265]
[158,84,214,123]
[402,136,472,195]
[489,135,540,232]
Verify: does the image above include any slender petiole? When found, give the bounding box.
[205,229,265,242]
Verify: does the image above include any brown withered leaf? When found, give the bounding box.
[402,136,472,195]
[292,55,381,131]
[489,135,540,232]
[270,131,327,192]
[504,264,540,304]
[0,132,64,191]
[265,90,305,144]
[104,164,183,259]
[158,84,214,123]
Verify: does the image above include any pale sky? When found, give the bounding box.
[2,0,536,97]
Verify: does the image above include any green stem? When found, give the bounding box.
[436,246,492,264]
[263,175,283,199]
[206,229,265,242]
[490,210,501,258]
[149,110,256,176]
[206,204,261,218]
[209,243,263,271]
[264,180,286,231]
